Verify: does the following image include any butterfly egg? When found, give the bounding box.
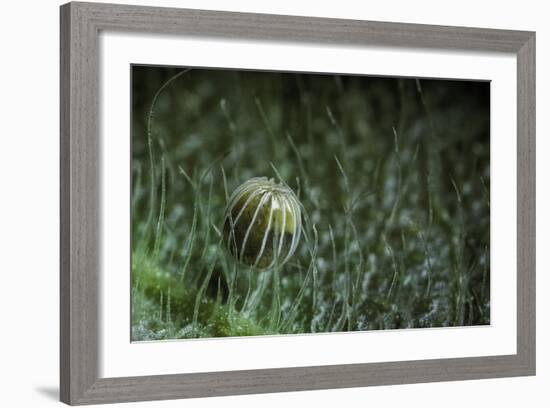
[223,177,302,269]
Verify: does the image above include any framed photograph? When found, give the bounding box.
[60,1,536,405]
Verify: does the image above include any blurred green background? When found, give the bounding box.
[131,65,490,341]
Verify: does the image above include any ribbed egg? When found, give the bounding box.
[223,177,302,269]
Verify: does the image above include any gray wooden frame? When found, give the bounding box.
[60,1,536,405]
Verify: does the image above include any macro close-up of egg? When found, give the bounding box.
[130,65,490,341]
